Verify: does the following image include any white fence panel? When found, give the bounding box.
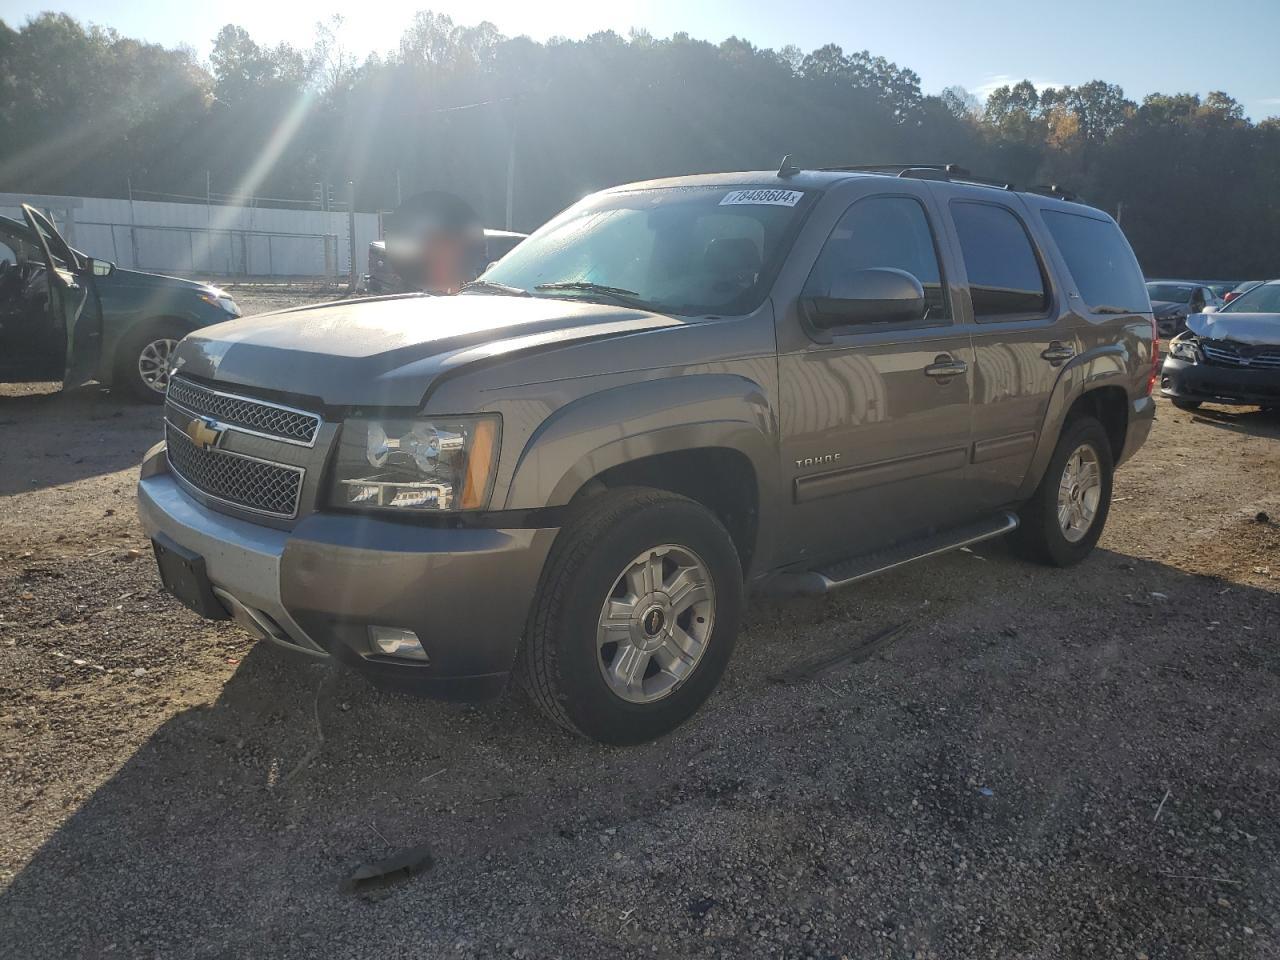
[0,192,380,280]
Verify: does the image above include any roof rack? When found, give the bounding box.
[1027,183,1080,202]
[818,163,1015,191]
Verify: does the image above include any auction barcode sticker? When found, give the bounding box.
[720,189,804,207]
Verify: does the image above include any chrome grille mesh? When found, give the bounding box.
[167,377,320,444]
[1201,340,1280,370]
[165,424,303,518]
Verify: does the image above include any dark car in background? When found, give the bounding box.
[1161,279,1280,410]
[0,204,241,401]
[1224,280,1264,304]
[1145,280,1220,336]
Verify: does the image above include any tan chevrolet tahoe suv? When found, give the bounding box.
[137,162,1157,744]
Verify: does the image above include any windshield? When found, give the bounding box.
[1145,282,1194,303]
[1221,281,1280,313]
[480,185,814,315]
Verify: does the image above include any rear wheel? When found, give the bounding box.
[520,487,743,745]
[1012,417,1114,567]
[116,320,184,402]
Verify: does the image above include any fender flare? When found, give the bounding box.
[503,373,780,569]
[1016,344,1132,500]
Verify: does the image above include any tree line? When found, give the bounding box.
[1,11,1277,277]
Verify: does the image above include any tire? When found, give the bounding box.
[1011,417,1114,567]
[520,487,744,745]
[115,320,185,402]
[1172,399,1202,411]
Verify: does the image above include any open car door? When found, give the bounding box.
[21,203,102,388]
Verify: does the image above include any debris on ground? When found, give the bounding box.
[340,844,434,894]
[767,621,910,684]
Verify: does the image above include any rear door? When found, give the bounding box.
[21,204,102,387]
[775,180,977,566]
[935,190,1069,510]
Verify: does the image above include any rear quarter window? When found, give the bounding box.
[1042,210,1148,314]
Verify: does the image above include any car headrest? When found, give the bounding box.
[705,237,761,276]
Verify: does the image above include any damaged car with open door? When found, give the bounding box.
[0,203,103,394]
[1160,279,1280,411]
[0,203,241,401]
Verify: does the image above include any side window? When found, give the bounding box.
[951,201,1048,320]
[1041,210,1147,313]
[803,195,950,322]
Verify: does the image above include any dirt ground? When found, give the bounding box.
[1,292,1278,958]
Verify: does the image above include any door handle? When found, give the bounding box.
[923,355,968,379]
[1041,342,1076,364]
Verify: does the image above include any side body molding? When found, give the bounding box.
[503,373,781,572]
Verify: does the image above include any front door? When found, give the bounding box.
[20,204,102,388]
[776,187,977,567]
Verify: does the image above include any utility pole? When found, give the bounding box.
[505,117,517,230]
[347,180,358,293]
[396,169,403,207]
[126,175,139,269]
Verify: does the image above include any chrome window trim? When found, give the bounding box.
[164,425,305,520]
[166,377,322,448]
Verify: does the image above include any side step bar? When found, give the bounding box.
[761,511,1019,597]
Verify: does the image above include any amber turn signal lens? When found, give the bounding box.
[460,417,498,510]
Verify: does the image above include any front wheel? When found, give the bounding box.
[1012,417,1114,567]
[116,320,185,402]
[520,487,743,745]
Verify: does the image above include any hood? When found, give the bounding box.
[172,293,686,407]
[102,267,214,291]
[1149,300,1187,316]
[1186,311,1280,346]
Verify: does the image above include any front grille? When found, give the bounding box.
[167,377,321,445]
[1201,340,1280,370]
[165,423,303,518]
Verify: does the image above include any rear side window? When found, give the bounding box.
[951,201,1048,319]
[1042,210,1148,313]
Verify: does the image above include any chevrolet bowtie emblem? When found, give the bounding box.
[184,417,223,450]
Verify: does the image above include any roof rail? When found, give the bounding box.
[1027,183,1080,202]
[818,163,1014,191]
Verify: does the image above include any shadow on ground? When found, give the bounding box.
[1188,404,1280,440]
[3,545,1278,958]
[0,385,161,495]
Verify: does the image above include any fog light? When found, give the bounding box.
[369,626,428,662]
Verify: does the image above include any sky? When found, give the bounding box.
[3,0,1278,120]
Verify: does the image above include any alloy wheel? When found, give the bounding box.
[1057,443,1102,543]
[137,338,178,394]
[596,544,715,704]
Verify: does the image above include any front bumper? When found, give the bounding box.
[1160,357,1280,407]
[137,447,558,700]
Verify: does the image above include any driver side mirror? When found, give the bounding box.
[803,267,926,329]
[88,258,115,277]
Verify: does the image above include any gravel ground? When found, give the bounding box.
[1,292,1278,958]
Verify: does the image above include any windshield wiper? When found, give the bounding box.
[534,280,649,306]
[459,279,532,297]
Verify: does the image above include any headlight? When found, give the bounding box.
[1169,337,1201,363]
[198,289,241,317]
[330,416,500,512]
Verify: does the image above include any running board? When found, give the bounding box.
[760,511,1019,597]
